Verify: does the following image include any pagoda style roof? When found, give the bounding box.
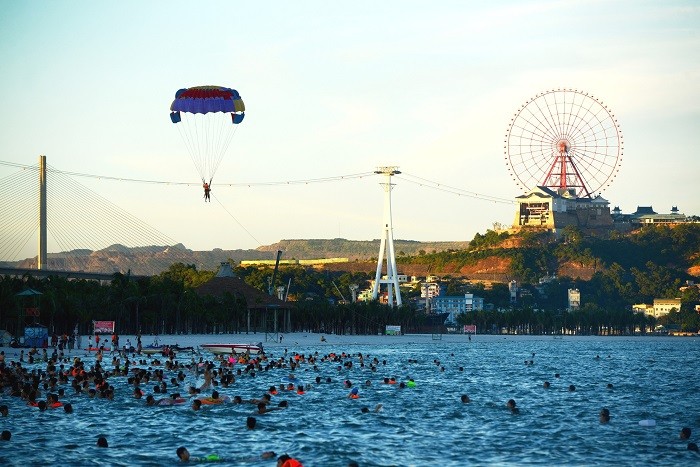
[195,263,291,310]
[633,206,657,215]
[515,186,608,205]
[515,186,561,200]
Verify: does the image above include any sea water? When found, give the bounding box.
[1,334,699,466]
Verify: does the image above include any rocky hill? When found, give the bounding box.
[2,238,469,276]
[6,226,697,288]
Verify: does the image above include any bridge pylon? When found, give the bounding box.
[38,155,47,270]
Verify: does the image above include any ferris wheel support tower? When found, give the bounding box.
[544,139,592,197]
[371,166,402,307]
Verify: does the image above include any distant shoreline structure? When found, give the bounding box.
[240,258,349,266]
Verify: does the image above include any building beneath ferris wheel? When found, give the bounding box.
[512,186,613,232]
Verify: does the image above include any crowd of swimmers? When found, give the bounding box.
[0,343,698,463]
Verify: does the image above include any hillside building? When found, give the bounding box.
[568,288,580,311]
[632,303,654,315]
[431,293,484,324]
[509,280,518,304]
[431,293,484,315]
[513,186,612,231]
[633,298,682,319]
[611,206,693,225]
[513,186,697,234]
[653,298,682,317]
[421,282,443,299]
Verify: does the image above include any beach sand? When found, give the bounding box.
[0,331,473,359]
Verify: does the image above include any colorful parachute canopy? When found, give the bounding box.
[170,86,245,117]
[170,85,245,182]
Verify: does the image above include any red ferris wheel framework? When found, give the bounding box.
[505,88,623,198]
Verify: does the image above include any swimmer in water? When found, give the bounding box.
[257,402,284,414]
[176,446,222,462]
[145,395,160,406]
[507,399,519,414]
[177,447,191,461]
[460,394,471,403]
[97,436,108,448]
[543,381,550,389]
[680,427,691,440]
[277,453,304,467]
[1,430,11,441]
[599,408,610,424]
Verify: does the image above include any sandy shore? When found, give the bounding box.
[0,331,477,359]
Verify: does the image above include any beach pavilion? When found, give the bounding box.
[195,262,292,342]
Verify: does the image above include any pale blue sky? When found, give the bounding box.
[1,1,698,256]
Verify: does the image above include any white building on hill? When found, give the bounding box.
[513,186,612,231]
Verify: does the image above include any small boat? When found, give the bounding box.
[141,344,196,355]
[139,338,163,355]
[201,343,263,355]
[141,346,165,355]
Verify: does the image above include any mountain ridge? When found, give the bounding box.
[2,238,470,276]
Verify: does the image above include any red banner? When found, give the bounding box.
[463,325,477,334]
[93,320,115,334]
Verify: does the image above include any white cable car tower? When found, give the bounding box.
[371,166,402,307]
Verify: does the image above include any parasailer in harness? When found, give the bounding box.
[203,179,211,202]
[170,85,245,195]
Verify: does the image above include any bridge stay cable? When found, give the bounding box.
[0,168,40,261]
[0,164,198,275]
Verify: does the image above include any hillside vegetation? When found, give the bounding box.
[258,238,470,259]
[400,224,700,297]
[1,225,698,337]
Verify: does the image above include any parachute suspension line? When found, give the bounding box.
[192,114,205,180]
[175,118,200,177]
[211,193,262,247]
[180,114,201,180]
[210,121,238,182]
[210,113,229,178]
[207,113,220,180]
[179,113,241,186]
[203,113,213,179]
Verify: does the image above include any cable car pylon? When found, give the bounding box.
[371,166,402,307]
